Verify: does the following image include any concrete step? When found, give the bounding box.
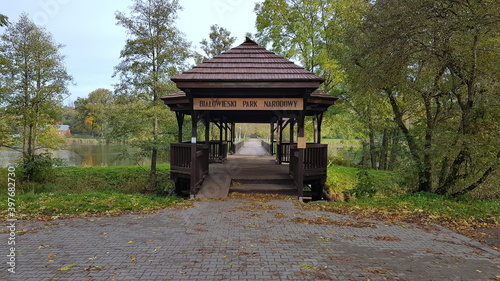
[232,178,294,185]
[229,183,297,196]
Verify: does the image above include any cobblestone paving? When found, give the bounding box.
[2,199,499,281]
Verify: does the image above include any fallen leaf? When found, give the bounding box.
[365,268,387,274]
[58,264,75,271]
[127,241,133,244]
[300,264,319,271]
[373,236,401,241]
[84,265,105,271]
[47,253,55,258]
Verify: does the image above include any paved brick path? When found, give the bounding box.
[2,199,499,281]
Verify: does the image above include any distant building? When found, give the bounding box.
[57,125,71,138]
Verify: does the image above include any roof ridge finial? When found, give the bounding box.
[245,36,257,44]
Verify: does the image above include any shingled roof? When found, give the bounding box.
[171,37,325,88]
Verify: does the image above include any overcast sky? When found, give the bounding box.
[2,0,258,105]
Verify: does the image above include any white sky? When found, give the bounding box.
[1,0,258,104]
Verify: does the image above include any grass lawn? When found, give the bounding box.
[0,191,189,220]
[0,165,189,220]
[313,165,500,250]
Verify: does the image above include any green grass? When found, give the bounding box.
[0,190,187,220]
[322,138,361,148]
[0,165,172,195]
[326,165,401,195]
[0,165,183,220]
[323,165,499,223]
[329,192,499,221]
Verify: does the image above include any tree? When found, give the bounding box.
[0,14,8,27]
[195,24,236,65]
[0,14,72,181]
[255,0,392,169]
[254,0,362,95]
[347,0,500,195]
[74,88,113,138]
[114,0,191,191]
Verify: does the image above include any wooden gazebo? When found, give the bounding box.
[162,38,336,200]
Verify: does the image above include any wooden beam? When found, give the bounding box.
[190,111,199,198]
[270,121,275,155]
[204,113,210,144]
[297,110,305,201]
[277,118,284,164]
[230,122,235,154]
[316,113,324,144]
[176,112,185,143]
[224,123,229,142]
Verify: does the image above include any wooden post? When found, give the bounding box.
[297,110,305,201]
[219,122,223,144]
[190,111,198,198]
[204,113,210,144]
[290,117,295,144]
[224,123,229,142]
[314,113,324,144]
[318,113,323,144]
[277,118,284,164]
[204,113,210,175]
[176,112,184,143]
[230,122,235,154]
[270,121,275,155]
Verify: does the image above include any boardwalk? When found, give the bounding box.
[4,199,499,280]
[236,138,269,156]
[197,139,297,199]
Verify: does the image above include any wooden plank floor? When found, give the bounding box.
[211,138,296,196]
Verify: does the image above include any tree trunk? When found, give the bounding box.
[379,129,389,170]
[368,129,377,170]
[387,130,399,170]
[422,93,434,192]
[387,91,431,192]
[149,116,158,192]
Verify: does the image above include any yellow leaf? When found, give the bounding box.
[130,257,136,262]
[58,264,75,271]
[47,253,55,258]
[128,241,133,244]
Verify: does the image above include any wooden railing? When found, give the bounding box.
[170,142,209,189]
[234,140,245,153]
[290,144,328,185]
[277,142,291,163]
[202,141,228,163]
[303,144,328,172]
[261,140,272,154]
[170,142,192,174]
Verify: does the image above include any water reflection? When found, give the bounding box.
[0,143,169,167]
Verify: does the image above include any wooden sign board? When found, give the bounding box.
[193,98,303,111]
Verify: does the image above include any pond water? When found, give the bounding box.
[0,143,169,167]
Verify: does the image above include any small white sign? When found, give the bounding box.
[191,137,196,143]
